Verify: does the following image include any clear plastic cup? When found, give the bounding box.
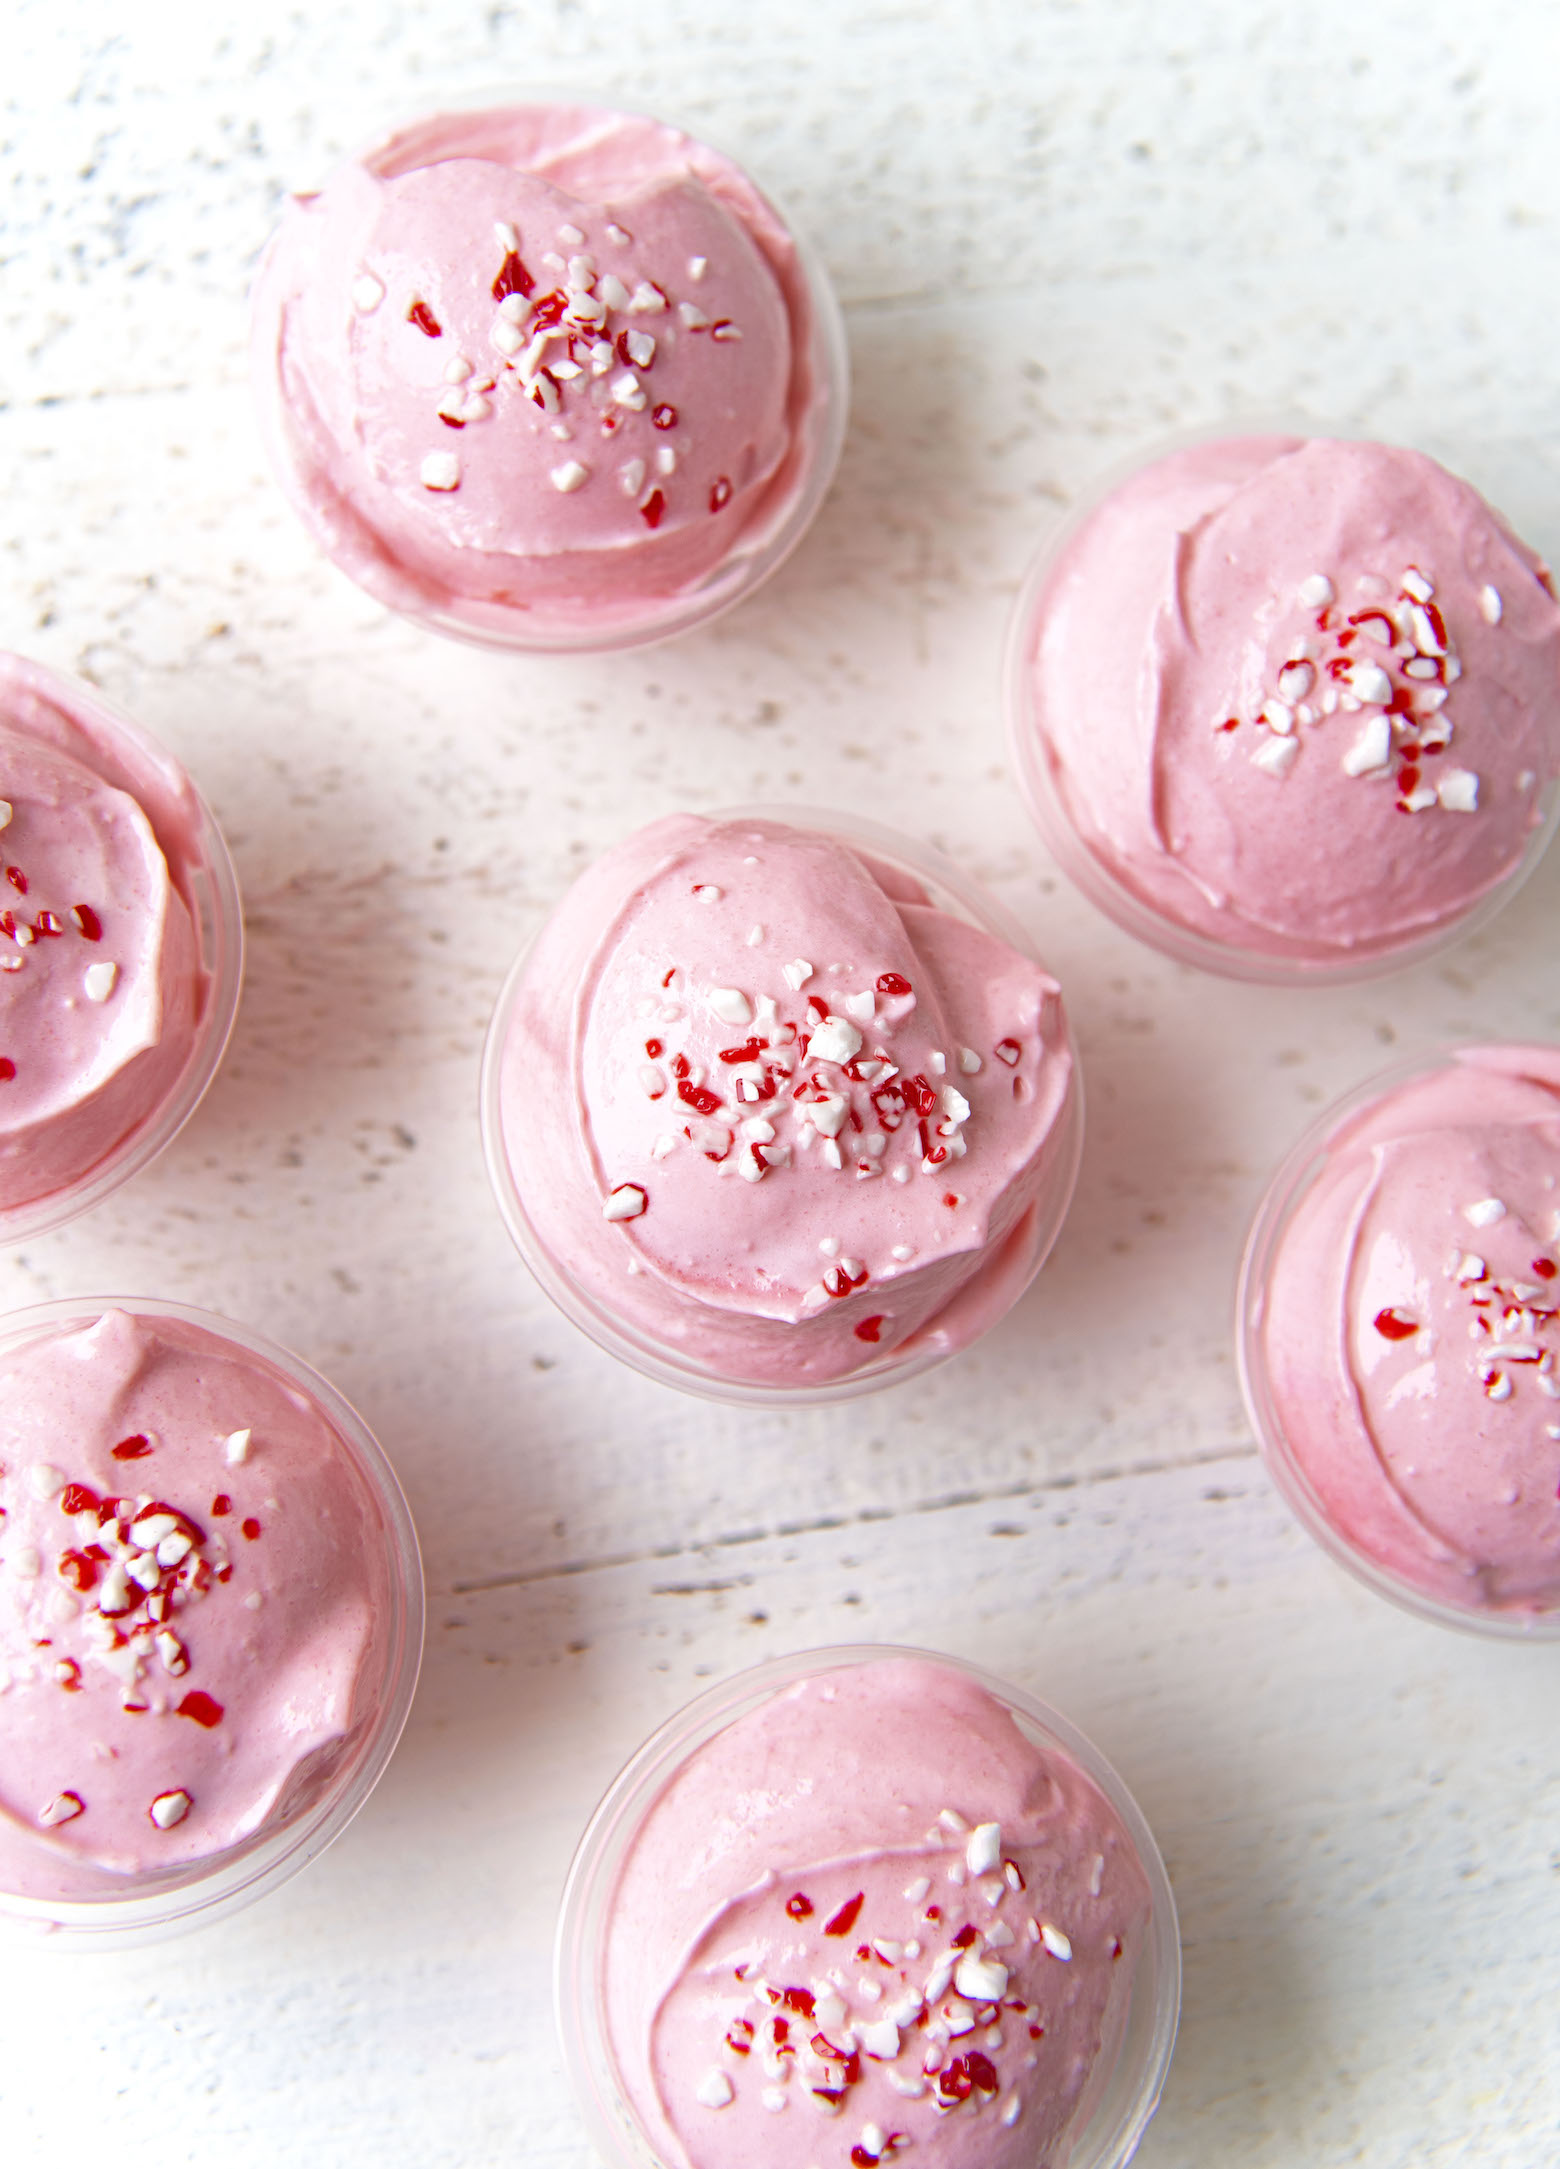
[251,94,849,655]
[480,806,1083,1406]
[0,1296,424,1945]
[1004,427,1560,984]
[1238,1043,1560,1637]
[0,654,244,1243]
[555,1643,1180,2169]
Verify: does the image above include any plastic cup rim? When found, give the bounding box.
[478,802,1084,1407]
[1001,416,1560,986]
[0,1293,426,1945]
[1235,1039,1560,1639]
[552,1639,1180,2169]
[0,656,245,1245]
[250,87,850,658]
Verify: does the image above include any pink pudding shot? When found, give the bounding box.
[1244,1046,1560,1625]
[0,656,240,1236]
[1011,436,1560,977]
[252,101,844,650]
[485,813,1080,1396]
[0,1305,420,1925]
[581,1657,1165,2169]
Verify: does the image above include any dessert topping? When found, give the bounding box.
[1230,563,1489,816]
[386,216,749,517]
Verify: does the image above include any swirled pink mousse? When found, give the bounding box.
[1262,1045,1560,1613]
[0,655,208,1215]
[0,1310,396,1900]
[253,104,820,634]
[1024,437,1560,961]
[604,1659,1151,2169]
[496,815,1075,1386]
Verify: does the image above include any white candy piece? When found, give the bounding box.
[149,1788,192,1830]
[782,959,813,990]
[419,452,460,491]
[807,1016,863,1065]
[694,2068,734,2110]
[1437,768,1480,813]
[224,1427,253,1465]
[603,1184,648,1222]
[1341,713,1392,778]
[965,1820,1002,1875]
[1251,734,1300,778]
[1041,1922,1073,1961]
[855,2018,901,2059]
[1479,584,1504,625]
[706,987,753,1027]
[1346,660,1394,707]
[549,460,588,493]
[1464,1197,1507,1228]
[954,1951,1010,2002]
[1298,573,1335,608]
[27,1463,65,1500]
[809,1092,849,1138]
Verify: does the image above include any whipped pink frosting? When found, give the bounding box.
[1260,1046,1560,1613]
[253,104,822,637]
[0,1310,397,1900]
[1025,437,1560,962]
[0,656,211,1217]
[497,815,1076,1388]
[603,1659,1151,2169]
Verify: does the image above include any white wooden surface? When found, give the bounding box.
[3,2,1559,2163]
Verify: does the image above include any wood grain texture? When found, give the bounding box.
[1,1,1558,2163]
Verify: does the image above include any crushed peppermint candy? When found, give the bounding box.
[1226,563,1490,818]
[370,224,751,527]
[603,1183,648,1221]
